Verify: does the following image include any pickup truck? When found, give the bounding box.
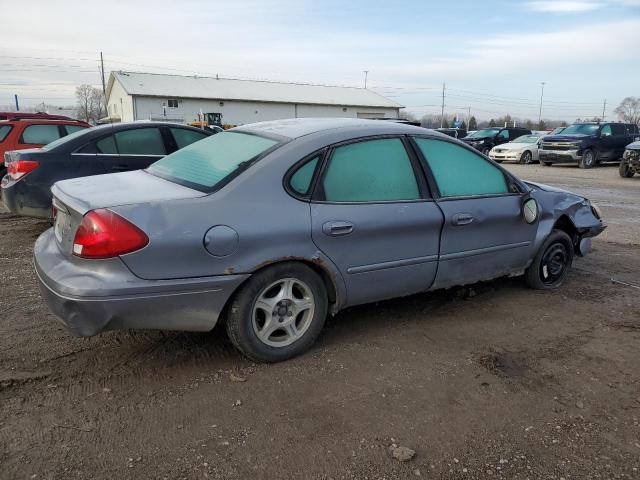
[539,122,640,168]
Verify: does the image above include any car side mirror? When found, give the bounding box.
[522,198,539,224]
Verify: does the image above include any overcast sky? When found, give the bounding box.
[0,0,639,121]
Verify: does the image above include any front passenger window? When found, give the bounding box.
[322,138,420,202]
[415,138,508,197]
[498,130,509,140]
[601,125,612,137]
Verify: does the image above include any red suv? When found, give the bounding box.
[0,118,91,176]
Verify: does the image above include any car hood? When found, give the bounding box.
[626,140,640,150]
[542,134,591,142]
[524,180,582,198]
[493,142,530,151]
[51,169,205,215]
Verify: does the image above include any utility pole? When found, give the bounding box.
[601,99,606,121]
[467,106,471,127]
[440,82,446,128]
[100,52,107,113]
[363,70,369,89]
[14,94,19,111]
[538,82,546,127]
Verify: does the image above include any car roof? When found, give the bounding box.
[0,118,87,125]
[233,117,430,139]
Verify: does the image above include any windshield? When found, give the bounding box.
[41,126,91,151]
[148,131,280,192]
[467,128,500,139]
[559,124,600,136]
[512,135,539,144]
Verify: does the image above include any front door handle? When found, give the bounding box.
[452,213,474,226]
[322,221,354,236]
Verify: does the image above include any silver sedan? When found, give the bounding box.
[35,118,605,362]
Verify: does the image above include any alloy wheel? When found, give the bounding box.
[252,278,315,347]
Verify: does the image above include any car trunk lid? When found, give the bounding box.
[51,169,205,254]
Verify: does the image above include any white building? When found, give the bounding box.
[105,71,402,126]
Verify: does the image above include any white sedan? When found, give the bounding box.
[489,134,544,164]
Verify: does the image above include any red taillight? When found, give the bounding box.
[8,160,39,180]
[72,209,149,259]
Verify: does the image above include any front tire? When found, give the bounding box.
[519,150,533,164]
[543,161,552,166]
[579,149,596,169]
[525,230,574,290]
[225,262,328,362]
[619,160,635,178]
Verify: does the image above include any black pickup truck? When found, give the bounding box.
[539,122,640,168]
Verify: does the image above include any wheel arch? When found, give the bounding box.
[552,214,579,248]
[219,256,345,323]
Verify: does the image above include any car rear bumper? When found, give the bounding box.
[1,177,51,218]
[34,228,249,337]
[539,149,580,162]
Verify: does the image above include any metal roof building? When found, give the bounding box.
[105,71,402,126]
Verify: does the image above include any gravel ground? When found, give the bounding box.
[0,163,638,480]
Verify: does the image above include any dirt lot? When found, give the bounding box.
[1,164,638,480]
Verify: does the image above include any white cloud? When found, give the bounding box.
[525,1,604,12]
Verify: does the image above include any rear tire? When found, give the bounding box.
[525,230,574,290]
[579,149,596,169]
[619,160,635,178]
[225,262,328,362]
[519,150,533,164]
[543,162,552,166]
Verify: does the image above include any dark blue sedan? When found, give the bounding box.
[1,121,212,218]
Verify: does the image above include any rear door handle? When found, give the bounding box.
[452,213,474,226]
[322,221,354,236]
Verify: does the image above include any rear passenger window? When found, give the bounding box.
[498,130,509,140]
[322,138,419,202]
[611,124,626,135]
[114,128,165,155]
[0,125,12,142]
[601,125,612,136]
[65,125,88,135]
[21,124,61,144]
[96,135,117,154]
[289,156,319,196]
[415,138,508,197]
[170,127,209,149]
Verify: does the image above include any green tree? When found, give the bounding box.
[441,117,449,128]
[468,116,478,130]
[459,120,467,130]
[488,118,496,127]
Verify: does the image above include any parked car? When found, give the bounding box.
[619,140,640,177]
[461,127,532,156]
[489,134,544,164]
[434,128,467,139]
[34,118,605,362]
[539,122,640,168]
[2,121,212,218]
[0,118,91,177]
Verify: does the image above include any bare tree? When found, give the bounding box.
[75,84,106,124]
[614,97,640,124]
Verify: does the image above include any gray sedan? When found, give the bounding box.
[34,118,605,362]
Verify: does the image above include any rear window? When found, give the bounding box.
[0,125,12,142]
[147,131,279,191]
